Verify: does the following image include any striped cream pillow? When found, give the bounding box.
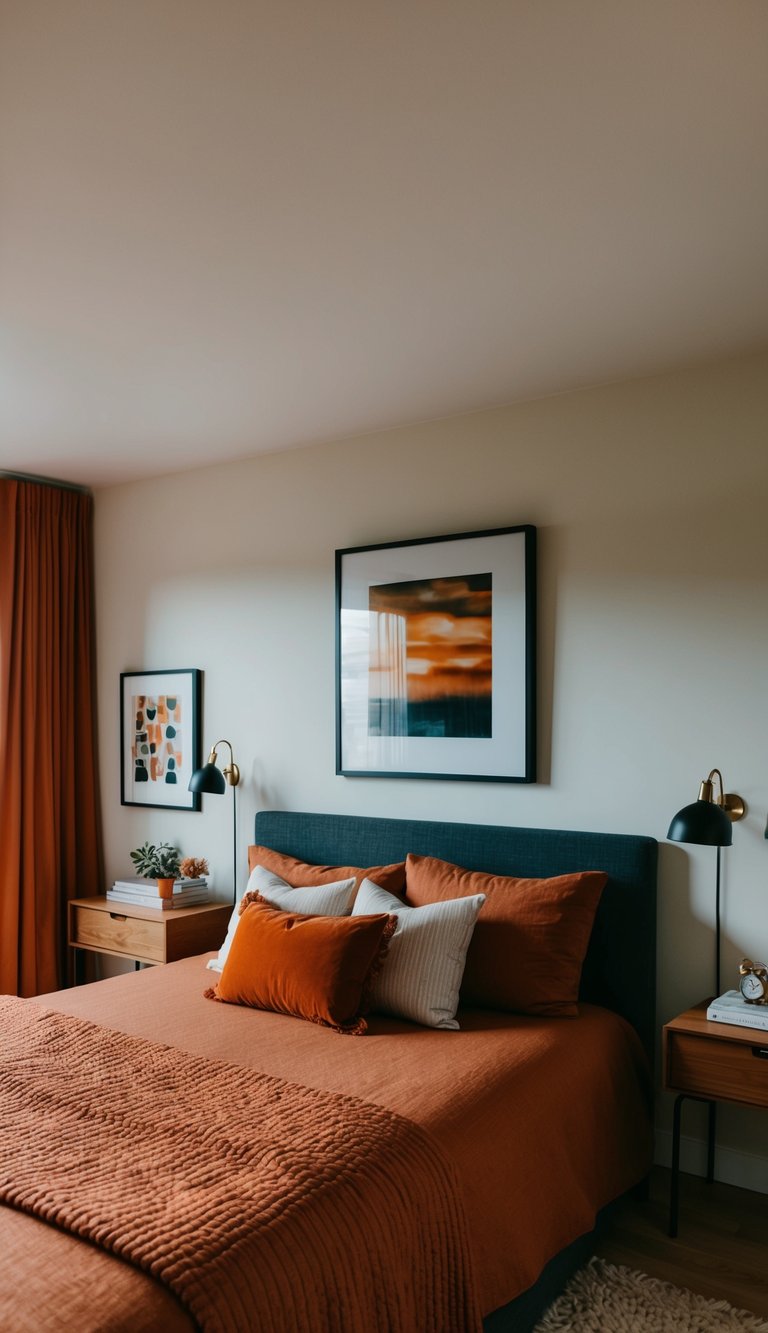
[352,878,485,1029]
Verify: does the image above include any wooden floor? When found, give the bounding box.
[592,1167,768,1318]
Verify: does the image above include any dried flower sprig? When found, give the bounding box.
[180,856,209,879]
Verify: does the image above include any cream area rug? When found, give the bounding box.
[535,1258,768,1332]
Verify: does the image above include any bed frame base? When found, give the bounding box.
[483,1194,622,1331]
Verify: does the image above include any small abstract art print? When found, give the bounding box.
[336,526,536,782]
[120,669,201,810]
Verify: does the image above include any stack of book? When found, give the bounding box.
[107,875,209,911]
[706,990,768,1032]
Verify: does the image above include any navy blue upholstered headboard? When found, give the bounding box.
[252,810,658,1065]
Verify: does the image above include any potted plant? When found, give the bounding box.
[130,841,181,899]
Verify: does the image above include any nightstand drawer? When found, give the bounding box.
[667,1031,768,1108]
[70,904,166,963]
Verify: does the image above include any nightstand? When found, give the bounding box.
[663,1001,768,1236]
[68,896,231,982]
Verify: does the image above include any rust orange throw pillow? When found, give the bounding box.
[247,845,406,898]
[206,898,396,1034]
[405,854,607,1017]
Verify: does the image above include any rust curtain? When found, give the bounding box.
[0,478,103,996]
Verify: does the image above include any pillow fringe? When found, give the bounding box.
[359,914,397,1017]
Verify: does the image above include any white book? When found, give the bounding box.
[109,887,209,900]
[706,989,768,1031]
[106,893,175,912]
[106,890,206,911]
[109,883,209,898]
[108,879,208,901]
[112,876,207,892]
[106,889,209,911]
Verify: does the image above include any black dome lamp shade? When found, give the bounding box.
[667,768,745,996]
[188,759,227,795]
[667,794,733,847]
[188,740,240,901]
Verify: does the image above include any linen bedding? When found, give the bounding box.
[0,953,652,1331]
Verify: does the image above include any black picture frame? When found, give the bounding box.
[335,525,536,782]
[120,668,202,810]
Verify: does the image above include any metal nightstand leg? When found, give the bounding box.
[669,1093,717,1237]
[706,1100,717,1183]
[71,947,86,987]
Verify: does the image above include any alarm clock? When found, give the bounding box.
[738,958,768,1005]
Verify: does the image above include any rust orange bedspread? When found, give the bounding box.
[0,955,652,1330]
[0,995,478,1333]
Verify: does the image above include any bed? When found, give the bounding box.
[0,810,657,1332]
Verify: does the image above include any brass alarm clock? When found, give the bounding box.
[738,958,768,1005]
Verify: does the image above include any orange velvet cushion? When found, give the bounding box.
[247,845,406,898]
[404,854,607,1017]
[206,897,396,1034]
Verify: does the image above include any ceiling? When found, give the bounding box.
[2,1,767,489]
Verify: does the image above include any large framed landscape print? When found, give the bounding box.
[336,525,536,782]
[120,668,201,809]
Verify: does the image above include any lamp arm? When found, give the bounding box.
[208,738,240,787]
[699,768,745,822]
[708,769,725,805]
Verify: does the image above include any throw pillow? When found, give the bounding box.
[205,897,396,1034]
[206,865,357,974]
[404,853,607,1017]
[247,845,406,897]
[352,878,485,1029]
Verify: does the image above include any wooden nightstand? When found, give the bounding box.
[663,1001,768,1236]
[68,896,231,982]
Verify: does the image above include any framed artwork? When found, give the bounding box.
[120,669,202,809]
[335,525,536,783]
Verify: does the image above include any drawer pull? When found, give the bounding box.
[109,913,127,922]
[752,1047,768,1060]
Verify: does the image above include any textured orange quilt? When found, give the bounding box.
[0,995,480,1333]
[1,957,652,1330]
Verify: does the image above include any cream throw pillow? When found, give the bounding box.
[352,878,485,1029]
[205,864,357,973]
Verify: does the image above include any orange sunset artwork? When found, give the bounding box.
[368,573,492,738]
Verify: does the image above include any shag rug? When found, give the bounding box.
[535,1258,768,1332]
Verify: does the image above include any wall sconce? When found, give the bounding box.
[188,739,240,902]
[667,768,745,996]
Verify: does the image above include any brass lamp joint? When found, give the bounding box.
[208,739,241,787]
[700,768,745,822]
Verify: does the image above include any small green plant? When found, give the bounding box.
[130,841,181,880]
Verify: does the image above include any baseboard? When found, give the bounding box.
[655,1128,768,1195]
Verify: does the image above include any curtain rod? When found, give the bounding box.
[0,469,91,495]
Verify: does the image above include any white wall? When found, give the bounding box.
[95,350,768,1188]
